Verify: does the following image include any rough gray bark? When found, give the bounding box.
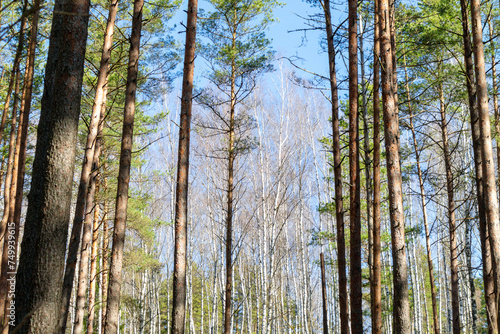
[58,0,118,329]
[470,0,500,330]
[379,0,410,332]
[13,0,90,331]
[460,0,496,331]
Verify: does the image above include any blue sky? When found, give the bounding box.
[171,0,350,85]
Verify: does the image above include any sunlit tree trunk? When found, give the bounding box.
[103,0,143,331]
[14,0,90,330]
[371,0,382,331]
[469,0,500,330]
[58,0,118,327]
[460,0,496,331]
[321,0,348,331]
[348,0,362,331]
[170,0,198,332]
[379,0,410,331]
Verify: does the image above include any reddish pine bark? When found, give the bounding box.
[371,0,382,331]
[460,0,497,331]
[170,0,198,332]
[103,0,143,331]
[348,0,362,332]
[322,0,349,331]
[2,2,41,331]
[470,0,500,330]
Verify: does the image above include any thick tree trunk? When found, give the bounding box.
[13,0,90,330]
[379,0,410,332]
[58,0,118,328]
[170,0,198,332]
[371,0,382,332]
[469,1,500,330]
[322,0,349,331]
[103,0,143,332]
[348,0,361,332]
[460,0,496,331]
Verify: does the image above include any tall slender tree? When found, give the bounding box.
[461,0,497,331]
[321,0,349,331]
[469,0,500,329]
[170,0,198,332]
[103,0,143,331]
[379,0,410,331]
[197,1,277,332]
[371,0,382,331]
[348,0,362,331]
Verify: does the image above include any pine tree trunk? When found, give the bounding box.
[403,60,439,334]
[348,0,362,331]
[74,104,105,334]
[14,0,90,330]
[0,0,27,277]
[489,18,500,209]
[101,200,110,331]
[58,0,118,327]
[103,0,143,331]
[170,0,198,332]
[0,70,21,328]
[73,143,101,334]
[320,253,328,334]
[469,1,500,330]
[371,0,382,331]
[0,1,27,149]
[322,0,349,331]
[360,19,372,331]
[224,47,236,334]
[460,0,497,331]
[87,191,101,334]
[379,0,410,332]
[438,81,461,334]
[2,3,40,331]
